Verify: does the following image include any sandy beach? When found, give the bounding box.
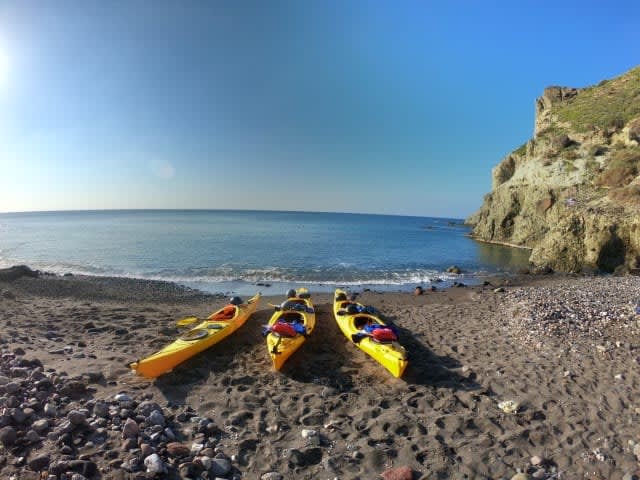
[1,269,640,480]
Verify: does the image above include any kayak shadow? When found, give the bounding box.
[276,307,357,391]
[154,306,273,406]
[387,318,481,391]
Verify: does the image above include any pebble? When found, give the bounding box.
[504,277,640,340]
[121,417,139,438]
[114,393,132,402]
[44,403,57,417]
[261,473,283,480]
[148,409,165,426]
[633,443,640,459]
[381,466,413,480]
[530,455,543,465]
[301,428,317,438]
[28,453,50,471]
[67,410,87,425]
[144,453,166,474]
[0,426,17,446]
[511,474,530,480]
[211,457,231,476]
[167,442,191,457]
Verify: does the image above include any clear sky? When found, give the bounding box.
[0,1,638,217]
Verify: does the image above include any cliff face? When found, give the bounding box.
[467,66,640,273]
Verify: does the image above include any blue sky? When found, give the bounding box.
[0,1,638,217]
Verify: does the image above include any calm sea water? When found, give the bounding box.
[0,210,530,294]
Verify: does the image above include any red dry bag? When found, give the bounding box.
[271,322,297,337]
[371,328,397,342]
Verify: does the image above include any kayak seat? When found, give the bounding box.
[210,305,236,320]
[354,316,370,329]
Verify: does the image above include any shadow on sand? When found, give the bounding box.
[154,302,481,406]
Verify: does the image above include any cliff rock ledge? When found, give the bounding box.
[467,66,640,273]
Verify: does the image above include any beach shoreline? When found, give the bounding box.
[1,268,639,479]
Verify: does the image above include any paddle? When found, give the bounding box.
[175,316,202,327]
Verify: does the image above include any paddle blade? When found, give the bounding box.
[176,316,200,327]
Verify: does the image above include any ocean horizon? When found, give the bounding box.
[0,209,530,295]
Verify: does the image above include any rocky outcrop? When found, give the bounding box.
[468,66,640,273]
[0,265,39,282]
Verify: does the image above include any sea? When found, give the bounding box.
[0,210,530,295]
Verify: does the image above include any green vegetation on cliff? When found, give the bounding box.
[554,66,640,132]
[469,65,640,274]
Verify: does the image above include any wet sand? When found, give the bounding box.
[1,271,639,479]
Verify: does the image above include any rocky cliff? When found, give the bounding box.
[467,66,640,273]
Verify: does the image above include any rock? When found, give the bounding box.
[0,265,39,281]
[532,469,546,479]
[493,287,505,293]
[44,403,57,417]
[447,265,462,274]
[301,429,317,439]
[530,455,543,466]
[114,393,132,402]
[68,460,97,477]
[167,442,191,457]
[121,437,137,451]
[633,443,640,460]
[4,382,20,394]
[498,400,520,414]
[0,426,18,447]
[381,466,413,480]
[321,386,338,398]
[136,401,162,417]
[28,454,50,471]
[147,409,165,427]
[32,419,50,433]
[191,442,204,456]
[414,286,424,296]
[93,401,108,418]
[67,410,87,425]
[261,473,283,480]
[58,381,86,397]
[122,417,139,438]
[144,453,166,474]
[197,455,212,470]
[25,429,41,443]
[288,449,305,466]
[211,457,231,476]
[178,462,201,478]
[140,443,154,457]
[511,474,530,480]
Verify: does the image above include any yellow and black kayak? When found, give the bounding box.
[130,293,261,378]
[333,289,407,378]
[265,288,315,370]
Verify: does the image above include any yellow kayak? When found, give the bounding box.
[130,293,261,378]
[265,288,315,370]
[333,289,408,378]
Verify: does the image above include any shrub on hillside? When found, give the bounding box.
[609,184,640,207]
[596,147,640,187]
[629,118,640,143]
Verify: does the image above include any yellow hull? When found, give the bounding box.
[333,289,408,378]
[266,290,315,370]
[130,294,261,378]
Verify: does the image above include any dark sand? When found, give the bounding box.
[1,272,639,479]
